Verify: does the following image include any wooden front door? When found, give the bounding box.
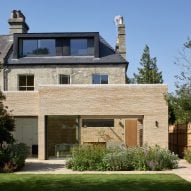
[125,120,137,147]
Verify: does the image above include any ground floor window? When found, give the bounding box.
[82,118,114,127]
[46,115,79,158]
[13,117,38,156]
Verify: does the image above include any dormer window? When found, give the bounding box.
[18,37,94,58]
[19,39,56,57]
[70,39,94,56]
[14,33,99,59]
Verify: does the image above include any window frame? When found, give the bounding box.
[19,39,56,57]
[82,118,114,128]
[18,74,34,91]
[70,38,94,56]
[59,74,71,84]
[92,74,109,84]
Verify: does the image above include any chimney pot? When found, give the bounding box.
[10,10,17,19]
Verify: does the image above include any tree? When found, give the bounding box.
[0,91,15,148]
[168,39,191,124]
[134,45,163,84]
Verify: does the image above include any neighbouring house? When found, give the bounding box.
[0,10,168,160]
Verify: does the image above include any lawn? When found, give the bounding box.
[0,174,190,191]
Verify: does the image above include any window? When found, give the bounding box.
[20,39,56,57]
[82,119,114,127]
[18,75,34,91]
[18,38,94,57]
[70,38,94,56]
[59,75,70,84]
[92,74,108,84]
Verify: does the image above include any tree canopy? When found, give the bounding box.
[0,91,15,148]
[133,45,163,84]
[168,39,191,124]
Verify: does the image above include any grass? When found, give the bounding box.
[0,174,190,191]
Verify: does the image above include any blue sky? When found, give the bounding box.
[0,0,191,92]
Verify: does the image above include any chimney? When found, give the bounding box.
[115,16,126,59]
[8,10,29,34]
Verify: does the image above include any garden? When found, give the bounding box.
[66,145,179,171]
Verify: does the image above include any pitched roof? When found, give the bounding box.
[0,35,12,63]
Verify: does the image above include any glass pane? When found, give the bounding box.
[19,76,26,87]
[22,39,56,56]
[38,39,56,56]
[87,38,94,55]
[82,119,114,127]
[27,75,34,86]
[92,74,100,84]
[101,75,108,84]
[26,87,34,91]
[19,86,27,91]
[22,40,38,57]
[60,75,70,84]
[70,39,88,56]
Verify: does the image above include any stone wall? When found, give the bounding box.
[4,65,126,91]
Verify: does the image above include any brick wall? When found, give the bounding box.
[3,84,168,159]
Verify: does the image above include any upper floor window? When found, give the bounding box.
[19,39,56,57]
[70,38,94,56]
[18,75,34,91]
[18,37,94,57]
[92,74,108,84]
[59,74,70,84]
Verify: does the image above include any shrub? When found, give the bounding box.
[103,145,178,171]
[184,149,191,163]
[102,149,134,171]
[0,143,29,173]
[66,145,110,171]
[66,145,179,171]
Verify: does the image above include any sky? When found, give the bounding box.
[0,0,191,92]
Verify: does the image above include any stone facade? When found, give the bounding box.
[4,65,126,91]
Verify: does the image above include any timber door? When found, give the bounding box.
[125,120,137,147]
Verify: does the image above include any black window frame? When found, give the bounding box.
[13,33,99,59]
[59,74,70,84]
[18,74,34,91]
[82,119,114,127]
[19,39,56,57]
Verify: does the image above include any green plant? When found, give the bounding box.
[66,145,179,171]
[66,145,110,171]
[0,91,15,148]
[184,149,191,163]
[0,143,29,173]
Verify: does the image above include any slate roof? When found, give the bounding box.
[4,33,127,65]
[0,35,12,63]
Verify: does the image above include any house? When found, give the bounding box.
[0,10,168,160]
